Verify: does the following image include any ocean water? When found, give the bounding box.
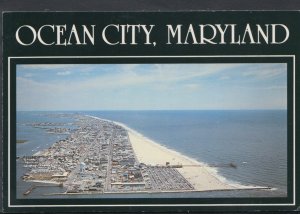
[16,110,287,198]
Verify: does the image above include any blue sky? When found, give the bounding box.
[16,63,287,111]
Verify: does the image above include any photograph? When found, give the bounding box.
[16,63,287,199]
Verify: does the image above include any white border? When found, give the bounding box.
[7,55,296,208]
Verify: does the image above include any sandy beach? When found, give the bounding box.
[127,131,238,191]
[92,116,265,192]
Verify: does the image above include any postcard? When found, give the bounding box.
[2,11,299,213]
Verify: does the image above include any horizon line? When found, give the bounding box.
[16,108,288,112]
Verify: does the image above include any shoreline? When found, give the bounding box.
[127,130,236,191]
[88,115,265,192]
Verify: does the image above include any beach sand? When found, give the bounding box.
[91,116,261,192]
[127,131,238,191]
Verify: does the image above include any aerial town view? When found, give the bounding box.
[20,113,270,196]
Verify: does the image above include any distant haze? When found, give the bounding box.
[17,63,287,111]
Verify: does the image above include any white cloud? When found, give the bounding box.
[24,73,33,78]
[18,64,78,70]
[219,75,230,80]
[242,64,286,79]
[184,83,201,91]
[113,64,240,87]
[18,63,286,97]
[57,71,72,76]
[120,64,139,71]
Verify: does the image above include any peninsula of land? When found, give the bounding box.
[21,114,268,195]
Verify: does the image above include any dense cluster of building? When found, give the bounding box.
[30,122,72,134]
[22,114,194,194]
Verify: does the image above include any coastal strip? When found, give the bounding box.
[127,131,235,191]
[95,116,266,192]
[21,114,268,196]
